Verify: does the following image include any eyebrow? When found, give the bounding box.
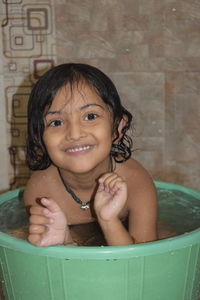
[45,110,61,116]
[80,103,105,110]
[45,103,105,116]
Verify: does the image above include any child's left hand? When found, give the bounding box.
[94,172,127,222]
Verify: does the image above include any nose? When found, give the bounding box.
[65,120,85,141]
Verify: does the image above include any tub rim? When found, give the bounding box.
[0,181,200,260]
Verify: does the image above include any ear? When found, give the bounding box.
[113,115,128,142]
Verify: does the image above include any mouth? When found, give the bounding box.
[65,145,93,153]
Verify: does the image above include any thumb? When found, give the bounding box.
[40,198,60,213]
[96,181,105,193]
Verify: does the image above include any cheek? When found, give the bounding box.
[42,131,58,150]
[96,124,112,139]
[101,128,113,149]
[42,131,49,147]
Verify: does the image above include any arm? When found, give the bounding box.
[27,198,74,247]
[94,170,157,246]
[94,173,134,246]
[128,174,158,244]
[23,175,74,247]
[97,218,134,246]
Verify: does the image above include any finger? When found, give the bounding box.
[98,174,119,193]
[40,198,61,214]
[96,181,104,192]
[99,172,117,182]
[98,173,118,188]
[30,205,47,215]
[29,224,46,234]
[30,205,53,220]
[108,176,125,190]
[28,234,43,247]
[110,179,126,193]
[29,215,53,225]
[102,174,122,190]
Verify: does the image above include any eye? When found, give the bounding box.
[49,119,63,127]
[85,113,98,121]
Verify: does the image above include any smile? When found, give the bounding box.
[65,145,92,153]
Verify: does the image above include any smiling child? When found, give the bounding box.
[23,63,158,247]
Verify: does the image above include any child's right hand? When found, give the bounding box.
[28,198,70,247]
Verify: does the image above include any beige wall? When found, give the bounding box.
[0,0,199,191]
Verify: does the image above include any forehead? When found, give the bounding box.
[48,82,106,111]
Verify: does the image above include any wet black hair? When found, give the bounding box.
[26,63,133,170]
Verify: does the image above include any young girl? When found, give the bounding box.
[23,63,158,247]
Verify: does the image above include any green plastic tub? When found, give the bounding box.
[0,181,200,300]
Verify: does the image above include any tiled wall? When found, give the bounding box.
[0,0,199,191]
[0,0,57,190]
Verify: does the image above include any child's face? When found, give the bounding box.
[43,82,114,174]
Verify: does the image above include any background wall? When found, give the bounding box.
[0,0,57,191]
[0,0,199,192]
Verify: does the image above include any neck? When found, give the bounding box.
[57,157,112,191]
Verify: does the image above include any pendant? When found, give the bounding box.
[81,202,90,210]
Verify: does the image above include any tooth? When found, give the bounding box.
[67,145,90,152]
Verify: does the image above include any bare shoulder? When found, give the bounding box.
[118,158,155,188]
[117,159,158,243]
[116,158,157,206]
[23,165,57,206]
